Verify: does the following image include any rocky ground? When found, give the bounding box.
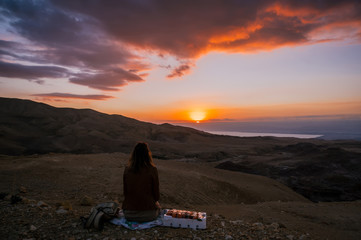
[0,195,310,240]
[1,153,361,240]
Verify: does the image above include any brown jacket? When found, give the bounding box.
[122,165,160,211]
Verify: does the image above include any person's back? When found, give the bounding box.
[122,165,159,211]
[122,142,161,222]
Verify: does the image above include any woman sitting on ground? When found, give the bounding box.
[122,142,161,222]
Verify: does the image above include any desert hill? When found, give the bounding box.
[1,153,361,239]
[0,97,355,158]
[0,97,201,155]
[1,97,361,203]
[0,97,283,158]
[1,97,361,239]
[215,142,361,202]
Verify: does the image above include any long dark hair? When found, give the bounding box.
[128,142,155,173]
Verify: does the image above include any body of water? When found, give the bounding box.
[207,131,323,139]
[174,118,361,140]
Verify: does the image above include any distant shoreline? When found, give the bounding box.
[174,119,361,140]
[206,130,323,139]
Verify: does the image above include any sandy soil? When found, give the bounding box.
[1,153,360,239]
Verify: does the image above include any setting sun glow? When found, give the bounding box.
[190,111,206,123]
[0,0,360,126]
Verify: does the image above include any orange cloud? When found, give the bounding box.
[48,1,358,58]
[2,0,361,84]
[209,23,263,44]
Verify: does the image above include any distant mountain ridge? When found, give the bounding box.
[1,97,361,202]
[0,97,249,157]
[0,97,195,155]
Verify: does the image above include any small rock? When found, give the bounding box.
[230,220,243,225]
[225,235,233,240]
[130,238,136,240]
[21,197,30,204]
[37,201,48,208]
[80,195,93,206]
[287,235,294,240]
[221,221,225,227]
[60,201,72,210]
[30,225,37,231]
[56,208,68,214]
[269,222,279,229]
[213,214,221,219]
[19,186,27,193]
[252,222,264,230]
[279,222,286,228]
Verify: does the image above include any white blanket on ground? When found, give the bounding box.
[110,210,163,230]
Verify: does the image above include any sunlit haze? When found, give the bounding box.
[1,0,361,124]
[190,111,207,123]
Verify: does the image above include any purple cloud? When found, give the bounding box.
[167,64,192,78]
[70,68,144,91]
[1,0,361,86]
[0,60,68,81]
[0,0,147,90]
[52,0,361,56]
[31,92,114,100]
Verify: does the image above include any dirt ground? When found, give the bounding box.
[1,153,360,239]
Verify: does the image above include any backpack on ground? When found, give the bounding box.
[82,202,120,230]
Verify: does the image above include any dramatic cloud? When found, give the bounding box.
[70,68,144,91]
[1,0,361,89]
[52,0,361,57]
[0,60,68,81]
[0,0,147,91]
[32,92,114,100]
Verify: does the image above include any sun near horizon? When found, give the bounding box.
[0,0,360,126]
[190,111,206,123]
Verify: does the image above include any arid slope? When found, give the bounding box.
[1,153,361,239]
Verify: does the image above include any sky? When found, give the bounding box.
[1,0,361,123]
